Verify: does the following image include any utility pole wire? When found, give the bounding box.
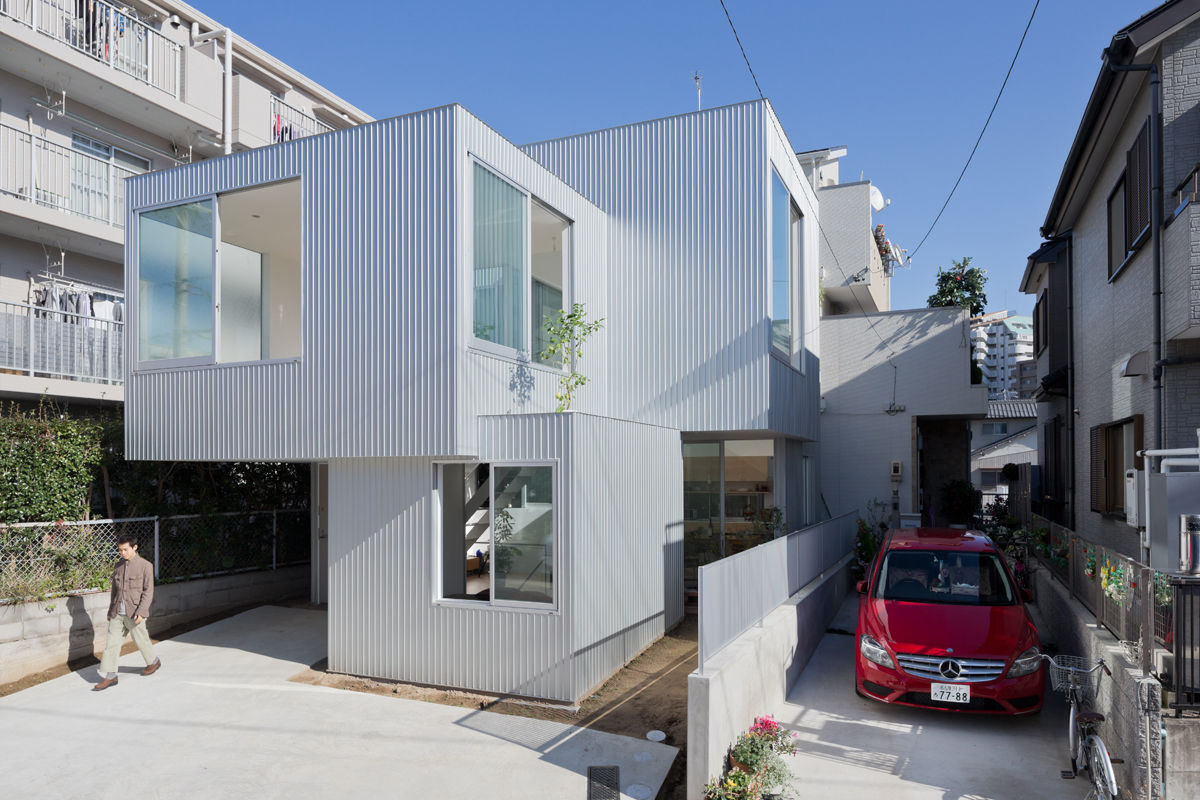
[719,0,765,100]
[908,0,1041,260]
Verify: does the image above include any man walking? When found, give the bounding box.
[93,533,160,691]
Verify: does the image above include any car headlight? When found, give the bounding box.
[860,634,895,669]
[1007,646,1042,678]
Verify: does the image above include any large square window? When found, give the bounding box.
[472,163,569,361]
[439,462,555,607]
[137,200,215,364]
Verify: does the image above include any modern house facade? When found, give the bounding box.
[0,0,368,405]
[123,100,821,701]
[1022,0,1200,554]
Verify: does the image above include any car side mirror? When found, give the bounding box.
[1021,587,1034,604]
[856,580,867,594]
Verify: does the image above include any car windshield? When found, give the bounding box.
[875,549,1015,605]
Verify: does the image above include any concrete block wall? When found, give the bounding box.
[686,558,851,800]
[1031,565,1165,799]
[0,566,307,685]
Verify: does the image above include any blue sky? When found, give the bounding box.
[204,0,1153,317]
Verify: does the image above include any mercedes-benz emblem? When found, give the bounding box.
[939,659,963,680]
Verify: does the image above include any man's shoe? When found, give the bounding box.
[93,676,118,691]
[141,659,161,676]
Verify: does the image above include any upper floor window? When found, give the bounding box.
[1108,121,1151,279]
[136,179,301,368]
[472,163,568,364]
[982,422,1009,436]
[770,170,803,369]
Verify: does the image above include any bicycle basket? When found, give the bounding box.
[1047,655,1101,695]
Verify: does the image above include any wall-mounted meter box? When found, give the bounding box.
[890,461,902,482]
[1124,469,1144,528]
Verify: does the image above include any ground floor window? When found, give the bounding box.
[438,462,555,607]
[1090,416,1142,515]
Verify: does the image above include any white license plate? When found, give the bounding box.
[930,682,971,703]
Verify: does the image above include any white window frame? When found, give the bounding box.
[468,156,573,370]
[432,459,561,614]
[132,178,305,372]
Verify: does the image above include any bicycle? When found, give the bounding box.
[1043,654,1121,799]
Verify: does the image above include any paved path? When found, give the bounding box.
[0,606,675,800]
[772,596,1078,800]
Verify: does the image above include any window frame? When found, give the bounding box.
[768,165,805,375]
[468,156,573,369]
[1089,415,1144,516]
[432,458,562,614]
[132,178,305,372]
[1107,174,1127,280]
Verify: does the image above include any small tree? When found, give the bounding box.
[927,256,988,317]
[540,303,604,412]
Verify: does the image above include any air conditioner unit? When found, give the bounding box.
[1125,469,1144,528]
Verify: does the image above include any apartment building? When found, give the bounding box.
[1022,0,1200,555]
[0,0,369,405]
[970,311,1034,401]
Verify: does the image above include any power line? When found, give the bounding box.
[908,0,1040,260]
[718,0,764,101]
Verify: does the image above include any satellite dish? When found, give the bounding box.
[870,185,886,212]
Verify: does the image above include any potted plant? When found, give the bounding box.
[705,715,798,800]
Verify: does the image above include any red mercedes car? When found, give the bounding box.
[854,527,1044,714]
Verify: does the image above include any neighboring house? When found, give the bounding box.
[813,149,986,526]
[0,0,368,406]
[122,100,821,702]
[970,399,1038,505]
[1022,0,1200,556]
[970,311,1034,400]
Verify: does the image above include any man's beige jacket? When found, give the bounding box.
[107,554,154,621]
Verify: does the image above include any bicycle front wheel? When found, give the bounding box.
[1068,701,1079,773]
[1086,735,1118,799]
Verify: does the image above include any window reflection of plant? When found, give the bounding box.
[491,507,515,577]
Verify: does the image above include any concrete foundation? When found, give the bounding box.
[0,565,307,684]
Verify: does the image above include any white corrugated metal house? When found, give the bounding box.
[123,99,820,701]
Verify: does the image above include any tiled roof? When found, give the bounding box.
[987,399,1037,419]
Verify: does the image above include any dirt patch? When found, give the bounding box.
[290,616,697,799]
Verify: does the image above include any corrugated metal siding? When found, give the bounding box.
[125,107,460,461]
[327,456,574,700]
[476,412,683,699]
[522,100,820,440]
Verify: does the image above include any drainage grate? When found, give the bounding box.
[587,766,620,800]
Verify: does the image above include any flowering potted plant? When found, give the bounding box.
[706,715,798,800]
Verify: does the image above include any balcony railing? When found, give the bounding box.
[1,0,181,97]
[270,97,333,143]
[0,299,123,385]
[0,122,136,228]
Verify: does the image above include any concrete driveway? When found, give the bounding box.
[0,605,675,800]
[772,596,1076,800]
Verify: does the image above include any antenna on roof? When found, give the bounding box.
[693,71,702,111]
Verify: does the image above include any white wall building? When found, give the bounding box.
[0,0,369,405]
[969,399,1038,504]
[122,99,822,702]
[970,311,1035,400]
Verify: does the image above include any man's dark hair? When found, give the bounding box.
[117,533,138,548]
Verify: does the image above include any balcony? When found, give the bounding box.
[0,0,180,97]
[0,122,135,230]
[270,97,333,142]
[0,299,124,391]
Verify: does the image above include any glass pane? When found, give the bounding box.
[219,180,302,361]
[724,439,776,553]
[219,243,262,363]
[771,171,791,355]
[474,165,526,351]
[440,463,491,601]
[531,199,568,363]
[877,551,1014,606]
[137,200,214,362]
[684,442,722,571]
[492,465,553,604]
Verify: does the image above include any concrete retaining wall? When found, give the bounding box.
[1031,563,1165,799]
[0,566,308,684]
[686,557,851,800]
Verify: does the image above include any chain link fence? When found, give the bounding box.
[0,510,309,602]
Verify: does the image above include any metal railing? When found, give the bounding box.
[0,0,180,97]
[270,96,333,143]
[0,122,137,227]
[0,299,123,384]
[697,511,856,670]
[1170,577,1200,713]
[0,509,310,602]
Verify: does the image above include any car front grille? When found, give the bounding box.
[895,653,1007,683]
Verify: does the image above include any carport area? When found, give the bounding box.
[0,606,676,800]
[773,597,1072,799]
